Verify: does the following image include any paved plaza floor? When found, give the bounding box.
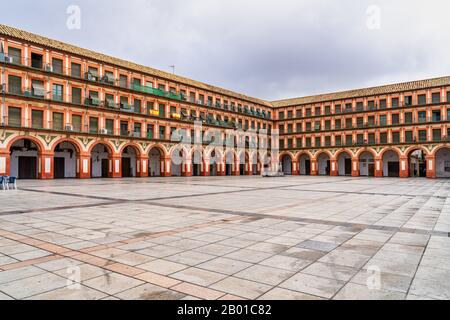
[0,176,449,300]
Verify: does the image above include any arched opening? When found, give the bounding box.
[281,154,292,175]
[54,141,78,179]
[91,143,111,178]
[121,146,138,178]
[408,149,427,178]
[149,147,163,177]
[251,153,259,175]
[209,150,219,176]
[382,150,400,177]
[317,153,331,176]
[299,154,311,175]
[171,149,185,177]
[192,150,203,177]
[337,151,352,176]
[359,151,375,177]
[435,147,450,178]
[225,151,235,176]
[9,138,40,179]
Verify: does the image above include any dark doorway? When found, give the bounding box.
[305,160,311,175]
[18,156,37,179]
[240,164,245,175]
[193,164,201,176]
[326,160,331,175]
[101,159,109,178]
[345,158,352,175]
[388,162,400,177]
[122,158,131,177]
[226,164,233,176]
[368,164,375,177]
[54,157,65,179]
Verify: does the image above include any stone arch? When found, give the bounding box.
[170,146,189,177]
[148,145,166,177]
[52,138,83,179]
[359,151,375,177]
[380,148,400,177]
[224,149,237,176]
[355,147,377,159]
[315,151,331,176]
[8,136,44,179]
[405,146,429,178]
[191,147,205,177]
[434,146,450,178]
[280,152,293,175]
[297,151,313,176]
[90,142,113,178]
[120,144,141,178]
[336,150,353,176]
[87,141,114,155]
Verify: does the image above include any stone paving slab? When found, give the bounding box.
[0,176,449,300]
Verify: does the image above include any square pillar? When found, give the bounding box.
[137,156,149,178]
[426,155,436,179]
[0,151,10,176]
[39,152,54,180]
[108,156,122,178]
[77,154,91,179]
[352,159,360,177]
[330,159,338,176]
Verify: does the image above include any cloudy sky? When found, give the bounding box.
[1,0,449,101]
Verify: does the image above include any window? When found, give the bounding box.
[134,99,141,114]
[379,99,387,109]
[391,114,399,125]
[52,112,63,131]
[432,93,440,104]
[71,63,81,78]
[296,109,302,118]
[314,122,321,131]
[52,58,63,74]
[379,115,387,126]
[325,136,331,147]
[335,119,341,129]
[120,96,129,109]
[357,134,364,145]
[88,67,98,78]
[89,117,98,134]
[279,111,285,120]
[391,98,399,108]
[296,123,302,133]
[119,75,128,88]
[335,136,341,146]
[8,107,21,127]
[279,125,285,134]
[432,110,441,122]
[305,108,311,117]
[356,117,364,127]
[134,123,141,137]
[52,84,63,101]
[404,96,412,106]
[8,75,22,94]
[345,103,353,112]
[159,126,166,139]
[287,139,293,149]
[305,137,311,147]
[31,53,43,69]
[345,135,353,146]
[159,104,166,117]
[8,47,21,64]
[448,108,450,121]
[335,105,341,114]
[418,111,427,123]
[447,92,450,103]
[120,121,129,136]
[433,129,441,141]
[368,116,375,126]
[325,120,331,130]
[105,119,114,135]
[105,94,115,108]
[31,80,45,97]
[315,107,321,115]
[379,132,387,144]
[392,132,400,143]
[287,111,293,119]
[296,138,302,148]
[345,118,353,128]
[315,137,321,148]
[356,102,364,111]
[404,112,413,124]
[368,133,375,144]
[72,115,81,132]
[418,130,427,142]
[288,124,293,133]
[306,122,311,131]
[405,131,413,143]
[72,87,82,105]
[31,110,43,129]
[170,106,177,115]
[368,101,375,110]
[279,140,285,149]
[147,124,154,139]
[418,94,426,105]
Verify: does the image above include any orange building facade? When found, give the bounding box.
[0,24,448,180]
